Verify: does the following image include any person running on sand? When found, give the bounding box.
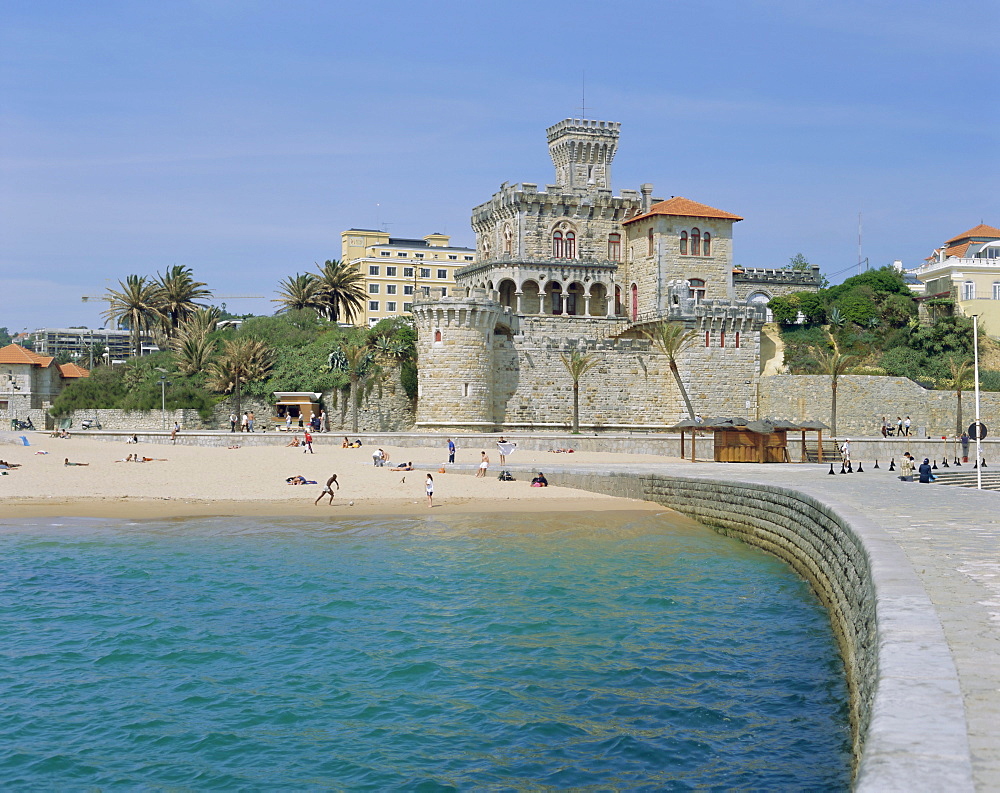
[425,473,434,507]
[476,451,489,477]
[315,474,340,505]
[64,458,89,466]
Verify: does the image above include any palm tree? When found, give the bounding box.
[274,273,322,313]
[645,321,699,420]
[207,337,274,420]
[155,265,212,336]
[810,333,859,437]
[170,309,221,376]
[101,275,163,357]
[339,337,373,433]
[948,358,973,436]
[559,348,599,432]
[313,260,366,323]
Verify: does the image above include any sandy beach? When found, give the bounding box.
[0,434,670,519]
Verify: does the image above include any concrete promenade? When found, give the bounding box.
[463,457,999,791]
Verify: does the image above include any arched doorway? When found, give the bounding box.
[498,279,517,309]
[520,280,541,314]
[545,282,564,315]
[589,283,608,316]
[748,291,772,322]
[566,282,585,315]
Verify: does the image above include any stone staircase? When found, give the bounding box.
[929,468,1000,491]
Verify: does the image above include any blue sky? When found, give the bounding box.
[2,0,997,333]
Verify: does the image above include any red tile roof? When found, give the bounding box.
[624,197,743,225]
[945,224,1000,244]
[57,362,90,378]
[0,344,53,367]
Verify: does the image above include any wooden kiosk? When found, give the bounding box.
[272,391,322,430]
[712,420,789,463]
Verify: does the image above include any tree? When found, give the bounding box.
[337,336,374,433]
[155,265,212,336]
[101,275,162,357]
[274,273,322,314]
[207,337,274,419]
[948,358,973,436]
[559,348,599,432]
[810,333,859,437]
[788,253,811,271]
[768,295,799,325]
[645,321,698,420]
[313,260,366,323]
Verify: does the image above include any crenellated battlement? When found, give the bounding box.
[734,265,822,286]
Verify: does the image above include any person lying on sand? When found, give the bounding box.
[64,458,89,466]
[390,462,413,471]
[286,475,316,485]
[0,460,21,469]
[547,448,574,453]
[134,457,167,462]
[115,454,137,462]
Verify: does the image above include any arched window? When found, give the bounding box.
[680,231,688,255]
[552,230,564,258]
[735,331,741,348]
[608,233,621,261]
[504,226,513,256]
[565,231,576,259]
[434,329,442,343]
[647,228,654,256]
[630,283,638,322]
[688,278,706,302]
[703,232,711,256]
[615,285,622,315]
[963,280,976,300]
[691,228,701,256]
[748,291,772,322]
[704,331,710,347]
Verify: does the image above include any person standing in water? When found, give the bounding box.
[315,474,339,505]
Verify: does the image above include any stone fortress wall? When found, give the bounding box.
[733,265,824,300]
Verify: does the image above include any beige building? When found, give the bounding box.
[914,223,1000,336]
[340,229,476,326]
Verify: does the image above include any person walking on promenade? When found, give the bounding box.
[881,417,888,438]
[248,411,255,433]
[303,429,314,454]
[903,416,911,437]
[241,412,249,432]
[314,473,339,505]
[840,439,851,466]
[171,422,179,444]
[285,414,292,432]
[961,431,970,462]
[447,438,455,464]
[229,413,237,433]
[476,451,489,477]
[425,474,434,507]
[896,416,903,437]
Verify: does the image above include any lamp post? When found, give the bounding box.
[973,315,982,490]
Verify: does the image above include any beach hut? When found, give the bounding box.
[272,392,322,429]
[709,418,790,463]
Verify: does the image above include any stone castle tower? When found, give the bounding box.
[413,120,814,432]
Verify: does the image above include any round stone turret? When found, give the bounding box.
[412,289,505,431]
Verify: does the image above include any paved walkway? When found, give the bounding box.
[475,458,1000,790]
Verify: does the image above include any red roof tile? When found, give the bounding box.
[624,196,743,225]
[0,344,53,367]
[945,224,1000,244]
[57,362,90,378]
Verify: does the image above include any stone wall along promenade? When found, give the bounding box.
[759,374,1000,438]
[539,468,972,790]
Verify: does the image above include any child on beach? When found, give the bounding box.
[425,474,434,507]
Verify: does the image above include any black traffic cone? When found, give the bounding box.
[847,461,854,473]
[982,459,988,468]
[874,459,880,469]
[889,458,896,471]
[942,458,949,468]
[973,460,978,469]
[932,460,938,470]
[856,462,864,472]
[828,463,836,475]
[955,457,962,466]
[839,462,846,474]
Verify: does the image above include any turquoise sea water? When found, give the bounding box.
[0,511,851,789]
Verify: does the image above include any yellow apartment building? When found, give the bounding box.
[341,229,476,326]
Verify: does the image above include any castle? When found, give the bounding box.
[412,119,821,432]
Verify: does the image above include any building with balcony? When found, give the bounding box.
[913,223,1000,336]
[28,327,148,364]
[341,230,476,326]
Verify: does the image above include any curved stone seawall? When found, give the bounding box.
[550,470,973,790]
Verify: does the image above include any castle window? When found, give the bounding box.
[735,331,740,348]
[705,331,710,347]
[648,228,654,256]
[608,233,621,261]
[688,278,706,302]
[630,283,638,322]
[720,330,725,347]
[434,330,442,342]
[463,383,469,397]
[566,231,576,259]
[963,281,976,300]
[553,230,564,258]
[703,232,711,256]
[680,231,688,255]
[691,228,701,256]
